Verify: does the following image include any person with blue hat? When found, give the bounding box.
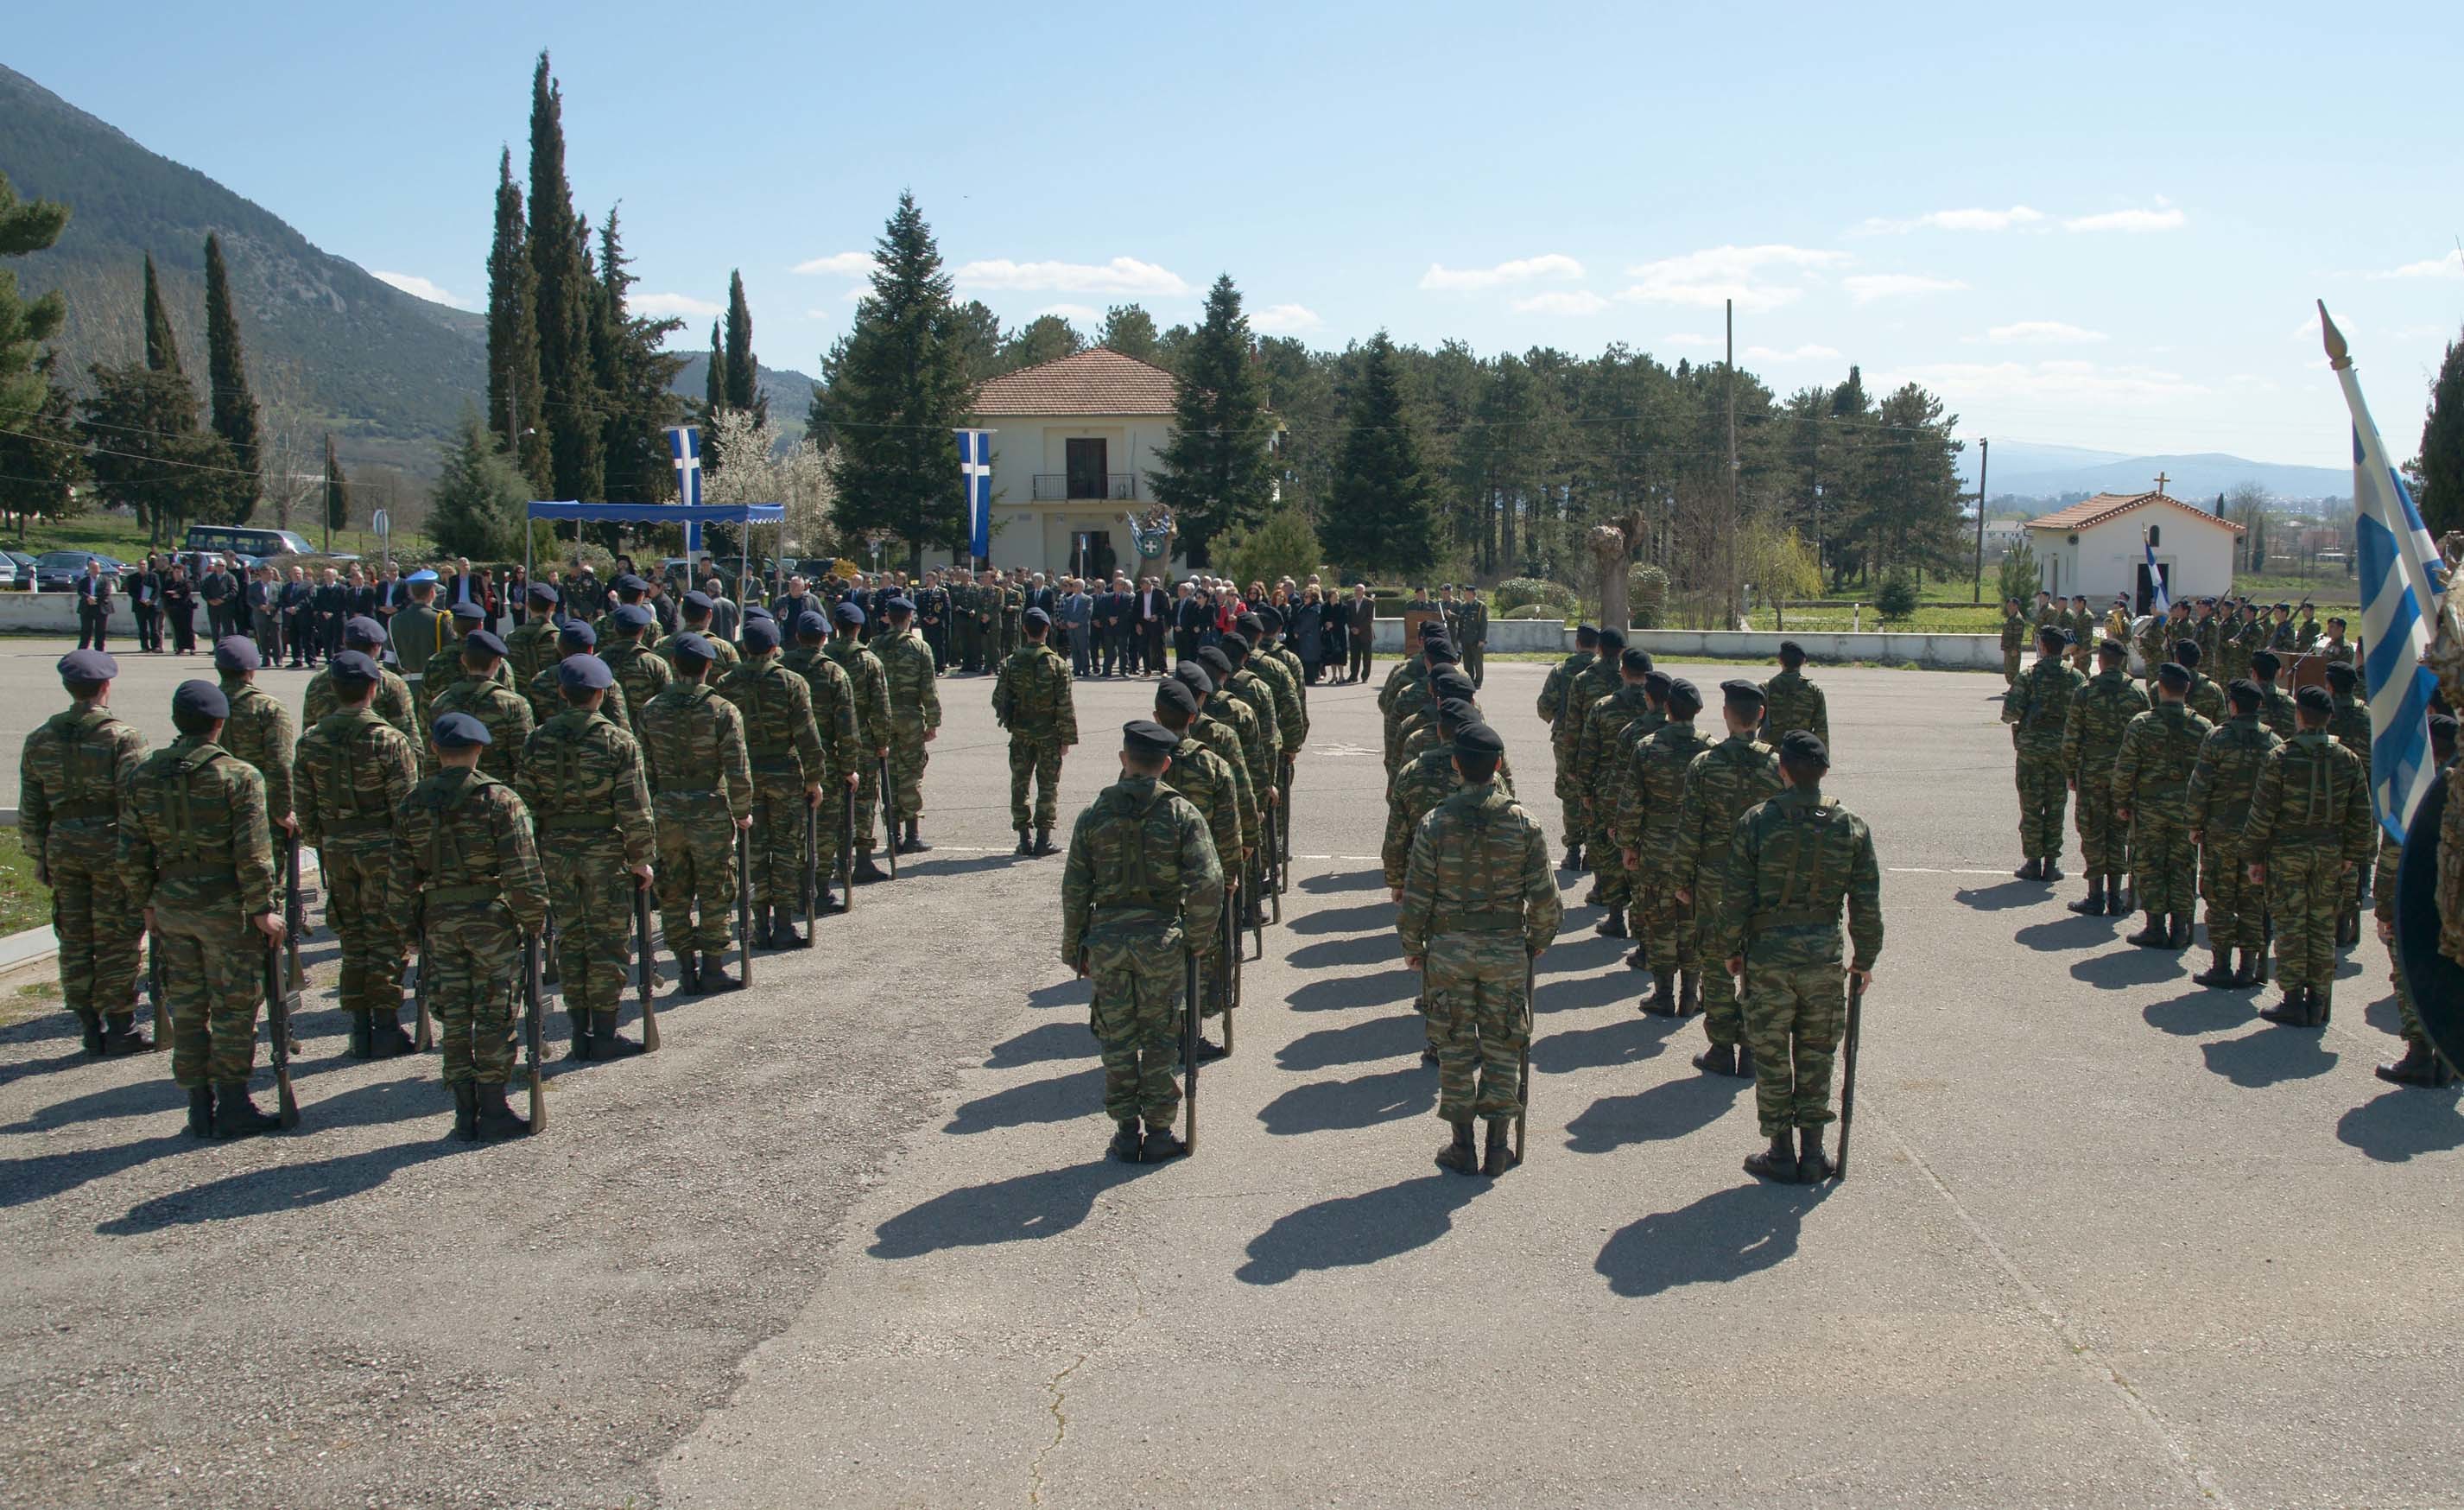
[523,619,630,731]
[780,607,864,905]
[874,593,942,856]
[305,615,418,740]
[1672,680,1783,1082]
[518,654,657,1060]
[507,581,564,688]
[295,650,421,1057]
[714,612,829,946]
[603,601,675,745]
[391,568,453,727]
[825,598,895,883]
[994,603,1079,856]
[212,637,299,853]
[22,650,153,1057]
[640,631,758,990]
[399,707,548,1139]
[122,679,288,1138]
[662,589,742,676]
[428,629,535,784]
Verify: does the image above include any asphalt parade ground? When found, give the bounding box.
[0,637,2458,1509]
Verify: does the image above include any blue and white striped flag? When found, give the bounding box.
[667,423,705,554]
[2141,527,2169,617]
[2321,301,2448,841]
[956,428,993,563]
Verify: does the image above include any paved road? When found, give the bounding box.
[1,642,2456,1508]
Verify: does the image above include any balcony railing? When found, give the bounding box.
[1031,473,1137,502]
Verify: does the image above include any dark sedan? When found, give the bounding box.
[34,551,126,592]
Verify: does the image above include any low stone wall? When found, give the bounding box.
[1367,617,1568,654]
[0,593,121,634]
[1366,617,1996,668]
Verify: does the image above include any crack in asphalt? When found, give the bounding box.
[1025,1215,1150,1506]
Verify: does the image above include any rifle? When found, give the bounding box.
[839,777,856,914]
[148,929,170,1044]
[1268,785,1284,923]
[878,752,897,878]
[632,879,662,1051]
[261,934,301,1128]
[1219,884,1238,1056]
[1834,973,1866,1180]
[523,931,547,1132]
[1516,949,1534,1165]
[801,797,819,948]
[735,822,756,989]
[282,833,306,999]
[1181,945,1201,1158]
[1279,754,1295,890]
[413,930,434,1051]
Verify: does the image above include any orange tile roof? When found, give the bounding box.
[970,346,1181,417]
[2024,491,2245,535]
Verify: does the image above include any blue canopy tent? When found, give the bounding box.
[524,500,787,598]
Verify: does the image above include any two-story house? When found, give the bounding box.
[961,346,1185,580]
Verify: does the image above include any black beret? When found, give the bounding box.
[1598,625,1627,650]
[463,630,508,659]
[614,573,648,592]
[2295,684,2333,716]
[1778,731,1830,765]
[742,617,780,650]
[558,621,598,651]
[2274,602,2291,612]
[1666,678,1705,715]
[796,610,829,639]
[1153,679,1199,718]
[558,654,614,691]
[833,600,865,626]
[670,632,715,665]
[2248,649,2280,676]
[2157,661,2191,689]
[1124,719,1177,757]
[884,596,915,615]
[2037,623,2067,647]
[1574,624,1599,644]
[1453,721,1506,760]
[213,636,260,673]
[1024,606,1051,627]
[1219,632,1251,658]
[1421,619,1449,640]
[2325,661,2358,688]
[613,604,655,631]
[2227,678,2262,710]
[1428,669,1475,701]
[1196,646,1234,677]
[1778,639,1806,662]
[1620,646,1653,675]
[1722,678,1766,709]
[2172,638,2202,665]
[682,590,714,612]
[527,581,559,605]
[1425,640,1460,665]
[1173,663,1214,699]
[431,711,491,749]
[1256,606,1284,631]
[2099,638,2128,657]
[1237,612,1264,635]
[451,600,486,623]
[59,649,117,683]
[345,615,388,648]
[329,650,379,687]
[173,680,229,721]
[1436,695,1480,728]
[1641,669,1674,696]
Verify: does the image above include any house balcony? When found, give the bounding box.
[1031,473,1137,503]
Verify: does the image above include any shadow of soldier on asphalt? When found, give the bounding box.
[1298,871,1386,897]
[1594,1182,1833,1297]
[1533,1014,1685,1075]
[1027,978,1093,1012]
[869,1161,1147,1258]
[1954,880,2047,913]
[2335,1088,2464,1164]
[2069,949,2186,989]
[2013,914,2119,953]
[0,1012,98,1096]
[2199,1026,2336,1088]
[2140,990,2252,1037]
[1286,968,1417,1013]
[983,1021,1095,1069]
[1286,932,1401,970]
[943,1066,1106,1134]
[1,1130,193,1211]
[1256,1065,1433,1135]
[1235,1174,1483,1285]
[1276,1014,1426,1073]
[1285,900,1389,936]
[1564,1073,1747,1156]
[3,1073,187,1133]
[98,1135,478,1234]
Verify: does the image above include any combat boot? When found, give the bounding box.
[677,951,703,997]
[2043,860,2065,883]
[563,1010,591,1062]
[369,1006,415,1059]
[851,852,890,885]
[474,1082,532,1140]
[2310,987,2332,1027]
[587,1010,646,1060]
[2126,911,2169,947]
[2192,950,2238,988]
[1141,1119,1188,1163]
[100,1012,152,1056]
[1744,1132,1799,1183]
[1692,1043,1739,1077]
[347,1008,373,1059]
[2229,949,2262,988]
[2258,987,2311,1026]
[769,906,806,949]
[2376,1041,2442,1086]
[1796,1126,1834,1183]
[1624,944,1650,971]
[1583,884,1605,907]
[2253,947,2271,985]
[817,882,844,916]
[1598,906,1629,939]
[1193,1033,1228,1063]
[75,1009,107,1058]
[2110,874,2133,913]
[187,1086,215,1139]
[1736,1043,1757,1079]
[1561,841,1583,872]
[700,952,740,993]
[1680,970,1701,1016]
[1032,828,1058,858]
[450,1080,479,1142]
[2067,877,2107,916]
[1481,1118,1517,1177]
[1108,1120,1143,1162]
[2168,914,2194,950]
[897,820,933,854]
[2014,857,2044,881]
[1015,828,1034,857]
[1643,972,1682,1015]
[1435,1120,1478,1174]
[212,1081,280,1139]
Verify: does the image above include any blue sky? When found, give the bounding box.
[12,0,2463,466]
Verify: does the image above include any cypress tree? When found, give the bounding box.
[1319,331,1436,577]
[202,233,262,521]
[141,252,182,375]
[722,270,764,421]
[527,52,602,502]
[485,146,548,492]
[699,320,727,474]
[1147,273,1276,561]
[591,207,684,504]
[2420,330,2464,536]
[324,436,352,536]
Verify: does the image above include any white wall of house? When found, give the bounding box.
[2030,509,2237,605]
[951,414,1182,577]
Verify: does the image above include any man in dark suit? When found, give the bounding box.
[199,557,238,641]
[246,567,280,660]
[162,562,197,653]
[1137,577,1169,675]
[314,567,347,662]
[279,566,314,667]
[1025,573,1059,623]
[74,558,112,650]
[130,555,162,652]
[1097,575,1130,676]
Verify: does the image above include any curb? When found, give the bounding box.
[1,849,322,976]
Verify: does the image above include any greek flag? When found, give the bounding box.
[2321,302,2447,841]
[667,424,705,554]
[2142,527,2169,617]
[956,428,993,562]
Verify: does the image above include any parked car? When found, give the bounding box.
[34,551,126,592]
[0,551,34,591]
[182,524,318,560]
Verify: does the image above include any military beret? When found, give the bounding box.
[1219,632,1251,659]
[463,629,508,659]
[431,711,491,749]
[1778,730,1829,766]
[1620,646,1653,675]
[558,621,598,652]
[1722,677,1766,709]
[2326,615,2347,627]
[1422,634,1454,657]
[1778,639,1806,662]
[2325,660,2358,688]
[328,650,379,687]
[1665,677,1705,715]
[1173,663,1214,699]
[2249,649,2280,676]
[1421,620,1449,641]
[1574,624,1599,644]
[1598,625,1627,650]
[614,573,648,593]
[1024,606,1051,628]
[1124,719,1177,757]
[833,600,865,626]
[1196,645,1234,678]
[527,581,560,605]
[884,596,915,615]
[1428,668,1475,701]
[744,603,775,621]
[405,569,439,585]
[2172,638,2202,665]
[2157,662,2191,689]
[451,600,486,622]
[742,617,781,651]
[1642,669,1674,697]
[1237,612,1264,636]
[212,635,261,673]
[2274,602,2291,612]
[1424,640,1460,665]
[345,615,386,648]
[1256,606,1284,631]
[2099,638,2128,657]
[2037,623,2067,647]
[1154,678,1200,718]
[613,603,655,631]
[795,610,830,639]
[173,679,229,721]
[1436,695,1481,729]
[58,649,117,683]
[679,590,712,612]
[2227,677,2262,709]
[670,632,715,665]
[1453,721,1506,760]
[558,654,613,691]
[2295,684,2333,716]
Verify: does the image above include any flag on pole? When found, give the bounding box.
[956,428,993,563]
[667,424,705,555]
[2321,301,2448,841]
[2141,526,2169,617]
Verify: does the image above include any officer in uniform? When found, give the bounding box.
[1061,718,1224,1164]
[994,606,1079,855]
[428,631,536,784]
[397,712,549,1139]
[121,681,285,1138]
[21,650,150,1056]
[1619,676,1713,1015]
[1454,587,1490,689]
[876,596,942,854]
[1672,680,1783,1079]
[2060,638,2150,917]
[295,650,421,1057]
[1399,720,1560,1177]
[2112,662,2215,950]
[2004,624,2085,881]
[305,616,418,739]
[717,616,827,948]
[1762,640,1830,752]
[1718,731,1881,1183]
[640,633,755,992]
[1151,676,1243,1058]
[390,568,453,726]
[1539,623,1601,867]
[2245,685,2372,1027]
[524,621,630,731]
[2187,680,2283,987]
[516,655,656,1060]
[604,603,675,747]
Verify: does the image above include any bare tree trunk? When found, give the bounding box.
[1591,523,1629,631]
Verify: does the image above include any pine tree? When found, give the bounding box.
[528,52,602,502]
[722,270,763,421]
[429,406,529,557]
[996,314,1083,374]
[202,233,262,522]
[0,360,86,540]
[1098,303,1160,363]
[485,146,548,493]
[946,300,1004,388]
[1147,274,1276,561]
[141,252,182,375]
[816,192,972,566]
[2419,330,2464,536]
[1319,332,1435,577]
[0,170,72,427]
[591,207,684,504]
[81,359,225,544]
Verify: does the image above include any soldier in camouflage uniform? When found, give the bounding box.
[524,621,630,730]
[1672,680,1783,1078]
[1061,719,1224,1164]
[2375,715,2460,1084]
[2173,638,2228,725]
[20,650,150,1056]
[120,682,286,1139]
[2112,663,2215,950]
[1540,623,1602,866]
[1393,668,1479,771]
[428,631,536,785]
[516,656,657,1060]
[2318,616,2357,668]
[994,607,1080,854]
[2138,605,2188,695]
[295,651,421,1057]
[1399,721,1560,1178]
[1197,644,1276,923]
[640,635,756,993]
[661,591,742,677]
[1619,677,1712,1016]
[876,596,942,854]
[1762,640,1829,753]
[212,637,296,848]
[1385,696,1493,893]
[396,713,549,1140]
[305,616,417,740]
[2060,638,2150,916]
[782,609,863,908]
[826,601,895,883]
[2245,685,2373,1027]
[1562,626,1625,891]
[1454,587,1489,689]
[2003,624,2085,881]
[2247,650,2297,739]
[1717,731,1882,1184]
[1574,646,1660,936]
[2188,681,2283,987]
[1172,663,1259,903]
[2000,599,2028,686]
[1244,609,1309,828]
[717,616,827,948]
[1381,622,1445,778]
[604,604,675,747]
[1153,677,1242,1057]
[505,582,565,689]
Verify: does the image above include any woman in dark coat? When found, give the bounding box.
[1292,588,1327,683]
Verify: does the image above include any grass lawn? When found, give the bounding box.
[7,511,431,564]
[0,828,54,936]
[1745,605,2006,634]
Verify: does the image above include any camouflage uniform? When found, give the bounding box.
[1761,668,1829,752]
[516,705,656,1029]
[717,650,827,917]
[876,624,941,828]
[993,641,1080,833]
[2255,681,2297,741]
[824,635,892,859]
[1061,774,1223,1128]
[1162,730,1244,1022]
[2187,713,2283,962]
[395,765,548,1086]
[1617,717,1713,984]
[605,637,675,746]
[781,640,863,877]
[19,701,148,1034]
[1716,785,1883,1139]
[639,680,755,958]
[119,735,276,1089]
[1191,707,1259,867]
[1670,733,1783,1050]
[2112,701,2215,925]
[2136,616,2181,693]
[1538,647,1598,846]
[999,583,1025,659]
[1397,781,1561,1125]
[2183,669,2227,728]
[661,626,741,677]
[2002,654,2086,866]
[2241,732,2372,1013]
[2001,610,2027,685]
[526,663,627,733]
[504,614,561,690]
[2327,688,2372,765]
[295,706,421,1044]
[1574,684,1657,917]
[215,676,296,827]
[306,658,416,742]
[1380,657,1430,777]
[392,600,454,722]
[428,669,537,785]
[2061,665,2149,890]
[1453,599,1489,687]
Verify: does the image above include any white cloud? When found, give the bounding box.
[791,251,880,277]
[1858,206,2045,235]
[1511,290,1612,316]
[953,257,1189,295]
[1891,359,2208,405]
[2372,251,2464,281]
[633,292,725,320]
[2064,206,2187,232]
[1032,303,1103,324]
[371,270,474,309]
[1985,320,2108,345]
[1744,344,1843,363]
[1251,303,1323,333]
[1618,244,1846,314]
[2394,321,2453,339]
[1843,273,1967,304]
[1663,333,1718,348]
[1420,254,1585,291]
[802,308,836,320]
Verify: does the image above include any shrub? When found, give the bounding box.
[1628,563,1669,628]
[1495,576,1575,614]
[1502,603,1548,619]
[1876,573,1920,621]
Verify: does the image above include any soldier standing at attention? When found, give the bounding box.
[2138,604,2185,695]
[524,621,629,731]
[2173,638,2228,725]
[1061,719,1224,1164]
[1381,620,1443,763]
[664,592,742,674]
[505,582,564,688]
[1672,681,1784,1080]
[516,656,656,1060]
[2247,650,2297,739]
[825,601,895,884]
[2187,681,2283,987]
[1561,626,1625,883]
[2324,662,2371,763]
[2068,596,2097,672]
[641,634,755,993]
[2060,638,2150,917]
[2112,662,2214,950]
[782,610,863,911]
[390,569,453,727]
[1456,585,1490,689]
[294,651,421,1058]
[717,616,827,949]
[1574,645,1658,935]
[395,713,548,1139]
[1242,610,1308,778]
[2244,685,2373,1027]
[1620,676,1713,1015]
[1153,677,1242,1060]
[1719,731,1881,1184]
[1540,623,1601,868]
[994,606,1079,856]
[605,604,675,747]
[2000,598,2029,686]
[1762,640,1829,752]
[428,630,535,784]
[2004,624,2087,882]
[21,650,150,1057]
[121,682,284,1139]
[306,617,417,740]
[212,636,297,860]
[1217,635,1286,898]
[875,595,943,855]
[1173,663,1260,889]
[1196,644,1274,920]
[1399,720,1560,1177]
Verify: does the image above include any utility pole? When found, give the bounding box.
[1971,437,1989,603]
[1725,298,1739,626]
[322,432,335,555]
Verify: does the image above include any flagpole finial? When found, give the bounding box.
[2318,300,2353,371]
